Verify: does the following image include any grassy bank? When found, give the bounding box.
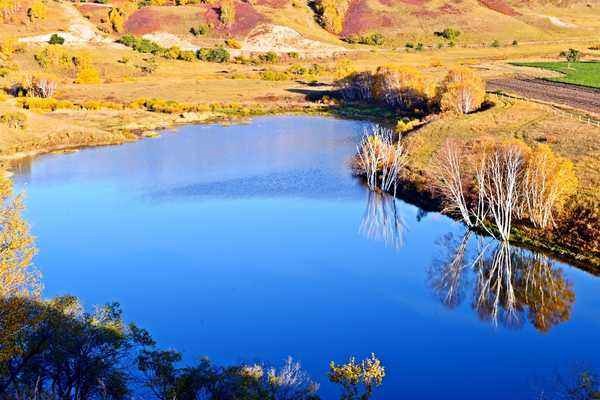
[398,94,600,271]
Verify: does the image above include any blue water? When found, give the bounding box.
[13,116,600,399]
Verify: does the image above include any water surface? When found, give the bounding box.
[13,116,600,399]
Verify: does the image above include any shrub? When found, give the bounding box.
[437,66,485,114]
[9,74,57,98]
[178,50,196,62]
[196,47,230,63]
[434,27,461,42]
[395,118,418,133]
[258,51,279,63]
[82,100,123,110]
[0,36,18,58]
[329,354,385,400]
[18,97,75,112]
[31,75,57,98]
[490,39,500,48]
[0,112,26,129]
[190,24,210,36]
[259,69,288,81]
[343,33,385,46]
[118,34,163,54]
[225,38,241,49]
[34,45,70,69]
[161,46,182,60]
[48,34,65,45]
[75,66,101,84]
[560,48,581,65]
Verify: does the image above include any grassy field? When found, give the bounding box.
[511,61,600,88]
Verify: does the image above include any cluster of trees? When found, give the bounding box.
[118,34,231,63]
[430,140,578,241]
[33,45,101,84]
[353,126,408,193]
[0,292,386,399]
[342,33,385,46]
[429,232,575,332]
[336,66,486,116]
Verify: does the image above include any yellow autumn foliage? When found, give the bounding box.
[521,144,578,228]
[75,66,101,84]
[0,174,39,298]
[437,66,485,114]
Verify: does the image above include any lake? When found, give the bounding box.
[13,116,600,399]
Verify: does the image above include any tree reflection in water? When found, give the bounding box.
[429,231,575,332]
[359,191,406,251]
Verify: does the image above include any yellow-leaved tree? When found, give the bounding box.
[0,173,39,299]
[437,66,485,114]
[312,0,351,34]
[372,65,427,111]
[27,0,46,21]
[520,144,578,229]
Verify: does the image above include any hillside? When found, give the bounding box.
[66,0,600,48]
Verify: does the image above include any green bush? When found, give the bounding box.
[434,27,461,42]
[196,47,230,63]
[48,34,65,45]
[259,69,288,81]
[258,51,279,63]
[343,33,385,46]
[190,24,210,36]
[118,34,163,54]
[178,50,196,62]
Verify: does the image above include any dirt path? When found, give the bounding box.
[487,78,600,115]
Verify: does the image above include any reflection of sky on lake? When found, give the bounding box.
[13,116,600,399]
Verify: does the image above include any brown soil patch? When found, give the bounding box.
[487,78,600,114]
[202,2,265,37]
[125,7,183,35]
[478,0,520,16]
[342,0,394,36]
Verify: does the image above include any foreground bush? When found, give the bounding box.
[0,289,387,400]
[329,354,385,400]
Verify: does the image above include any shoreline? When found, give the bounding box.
[2,105,597,273]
